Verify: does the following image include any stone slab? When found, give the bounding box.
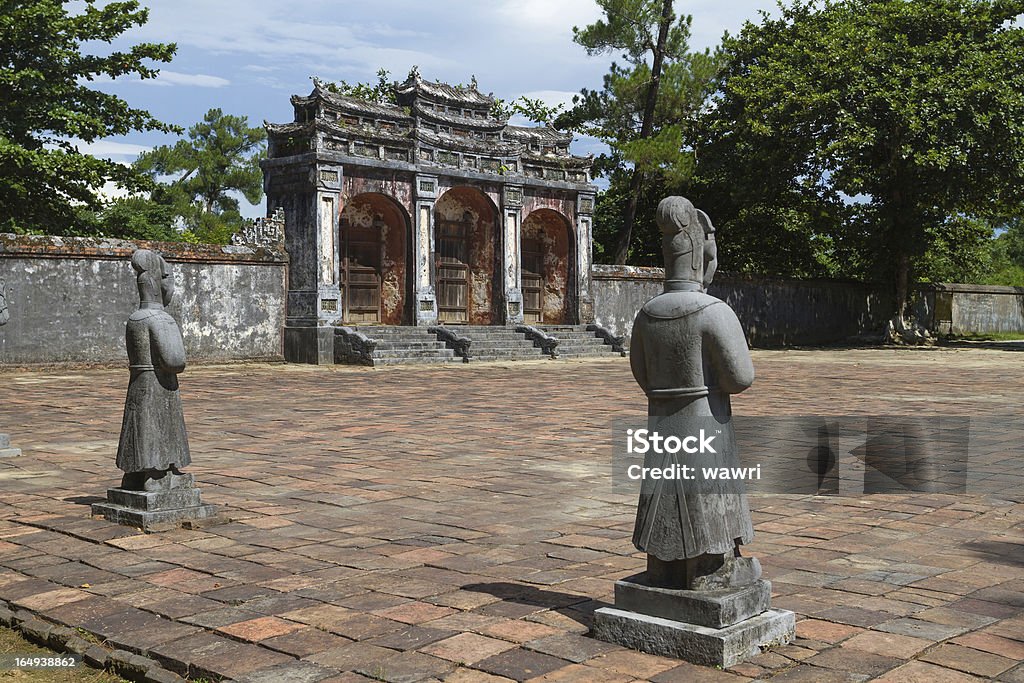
[614,574,772,629]
[91,501,219,531]
[0,433,9,447]
[0,447,21,458]
[592,606,795,668]
[105,487,202,511]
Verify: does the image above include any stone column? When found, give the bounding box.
[502,184,525,325]
[413,174,438,325]
[576,193,596,324]
[315,165,344,327]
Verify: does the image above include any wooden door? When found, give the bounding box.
[343,222,382,323]
[436,217,470,323]
[522,238,543,324]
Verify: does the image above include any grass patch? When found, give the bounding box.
[0,624,125,682]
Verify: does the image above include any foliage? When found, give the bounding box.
[559,0,721,263]
[135,108,266,244]
[695,0,1024,321]
[0,0,177,234]
[979,219,1024,286]
[321,67,398,104]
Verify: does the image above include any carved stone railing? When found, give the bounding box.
[587,323,627,356]
[334,327,378,365]
[516,325,560,358]
[429,326,472,362]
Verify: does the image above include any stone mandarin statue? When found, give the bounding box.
[116,249,192,491]
[629,196,758,590]
[594,196,794,667]
[93,250,216,529]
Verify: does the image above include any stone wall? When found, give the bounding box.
[918,283,1024,336]
[591,264,893,347]
[0,234,287,366]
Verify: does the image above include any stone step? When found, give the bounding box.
[371,348,455,359]
[370,356,463,366]
[373,340,449,350]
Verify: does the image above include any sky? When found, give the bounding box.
[84,0,777,216]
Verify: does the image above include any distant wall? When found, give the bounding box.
[919,283,1024,336]
[0,234,287,366]
[591,264,892,347]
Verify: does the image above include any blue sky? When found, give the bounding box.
[84,0,776,215]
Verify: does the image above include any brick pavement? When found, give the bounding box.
[0,348,1022,682]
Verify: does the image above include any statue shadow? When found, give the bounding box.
[63,495,106,506]
[462,581,611,630]
[962,540,1024,568]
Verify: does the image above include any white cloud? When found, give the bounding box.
[149,71,231,88]
[73,140,151,162]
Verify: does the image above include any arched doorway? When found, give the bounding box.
[521,209,572,324]
[434,187,498,325]
[340,193,410,325]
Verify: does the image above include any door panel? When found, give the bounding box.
[344,224,382,323]
[522,238,543,324]
[436,219,469,323]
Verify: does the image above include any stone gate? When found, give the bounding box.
[262,73,596,363]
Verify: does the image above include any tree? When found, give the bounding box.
[696,0,1024,332]
[135,108,266,244]
[559,0,721,263]
[0,0,176,233]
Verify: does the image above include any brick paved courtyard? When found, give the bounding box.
[0,348,1022,682]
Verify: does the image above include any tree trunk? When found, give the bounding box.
[893,251,910,334]
[612,0,674,265]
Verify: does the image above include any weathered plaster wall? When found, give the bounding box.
[522,209,570,324]
[592,264,893,347]
[919,283,1024,336]
[0,234,286,366]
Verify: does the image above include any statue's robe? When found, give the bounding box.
[116,308,191,473]
[630,289,755,560]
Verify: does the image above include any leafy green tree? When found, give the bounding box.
[0,0,176,233]
[558,0,721,263]
[135,108,266,244]
[697,0,1024,330]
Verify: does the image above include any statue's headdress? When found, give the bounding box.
[656,196,705,286]
[131,249,172,306]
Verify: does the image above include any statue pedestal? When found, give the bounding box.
[0,434,21,458]
[92,480,218,531]
[593,573,795,668]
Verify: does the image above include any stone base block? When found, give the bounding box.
[592,607,795,668]
[0,434,19,456]
[92,486,218,531]
[106,487,202,511]
[615,575,772,629]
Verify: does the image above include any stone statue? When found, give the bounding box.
[0,276,9,326]
[629,196,757,589]
[594,197,794,667]
[93,250,216,529]
[116,250,191,490]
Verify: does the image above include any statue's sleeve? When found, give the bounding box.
[629,313,650,391]
[151,316,186,374]
[705,304,754,395]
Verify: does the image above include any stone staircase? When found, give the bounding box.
[347,326,460,366]
[536,325,627,358]
[446,325,550,362]
[336,324,625,366]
